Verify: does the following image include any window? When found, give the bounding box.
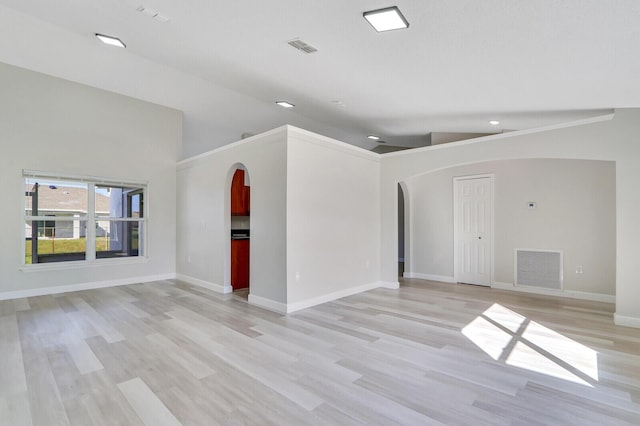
[23,171,146,265]
[94,185,144,259]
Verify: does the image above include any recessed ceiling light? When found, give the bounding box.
[367,135,381,140]
[276,101,295,108]
[489,120,500,125]
[363,6,409,32]
[95,33,126,48]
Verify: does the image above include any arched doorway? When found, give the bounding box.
[398,181,410,280]
[229,164,251,297]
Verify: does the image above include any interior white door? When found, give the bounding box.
[454,176,492,286]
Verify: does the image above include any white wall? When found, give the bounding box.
[176,128,288,303]
[381,110,640,327]
[0,62,181,297]
[177,126,385,312]
[405,159,616,296]
[285,128,382,307]
[403,172,453,280]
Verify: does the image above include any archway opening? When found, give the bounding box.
[398,182,407,278]
[228,164,251,298]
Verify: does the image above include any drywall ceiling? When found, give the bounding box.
[0,1,637,157]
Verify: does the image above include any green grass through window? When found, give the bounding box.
[25,238,109,264]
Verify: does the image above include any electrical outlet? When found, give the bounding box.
[575,265,583,274]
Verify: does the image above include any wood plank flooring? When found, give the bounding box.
[1,278,639,425]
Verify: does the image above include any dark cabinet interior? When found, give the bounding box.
[243,185,250,214]
[231,167,250,290]
[231,169,250,216]
[231,239,249,290]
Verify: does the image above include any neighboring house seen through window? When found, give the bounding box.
[23,172,146,265]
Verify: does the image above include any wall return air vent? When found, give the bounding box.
[515,249,563,291]
[287,38,318,54]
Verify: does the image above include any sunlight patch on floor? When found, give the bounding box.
[462,303,598,387]
[462,316,512,360]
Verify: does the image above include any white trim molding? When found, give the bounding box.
[175,273,232,294]
[288,126,381,162]
[379,281,400,289]
[285,281,383,313]
[19,256,149,272]
[492,281,615,303]
[282,281,400,313]
[177,126,288,167]
[614,314,640,328]
[382,112,615,158]
[248,294,288,314]
[403,272,456,283]
[0,273,175,301]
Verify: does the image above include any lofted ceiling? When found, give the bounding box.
[0,1,638,157]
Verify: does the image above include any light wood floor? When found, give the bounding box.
[1,278,639,425]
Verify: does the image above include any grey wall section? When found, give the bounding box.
[0,62,181,295]
[380,110,640,326]
[406,171,454,279]
[406,159,616,295]
[176,128,288,304]
[177,126,382,309]
[286,128,381,304]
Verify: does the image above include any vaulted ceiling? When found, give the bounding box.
[1,1,638,157]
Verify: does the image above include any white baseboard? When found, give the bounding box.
[248,294,288,314]
[285,281,395,314]
[614,313,640,328]
[403,272,456,283]
[0,273,175,301]
[566,290,616,303]
[175,273,232,294]
[379,281,400,289]
[492,281,615,303]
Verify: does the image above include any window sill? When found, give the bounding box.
[19,256,149,272]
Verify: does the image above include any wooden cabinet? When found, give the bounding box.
[230,168,250,290]
[231,239,249,290]
[243,186,250,214]
[231,169,250,216]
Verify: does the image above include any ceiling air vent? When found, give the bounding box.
[287,38,318,54]
[136,5,170,22]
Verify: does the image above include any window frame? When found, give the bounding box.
[22,170,148,269]
[93,184,145,260]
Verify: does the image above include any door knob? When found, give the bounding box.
[478,236,482,239]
